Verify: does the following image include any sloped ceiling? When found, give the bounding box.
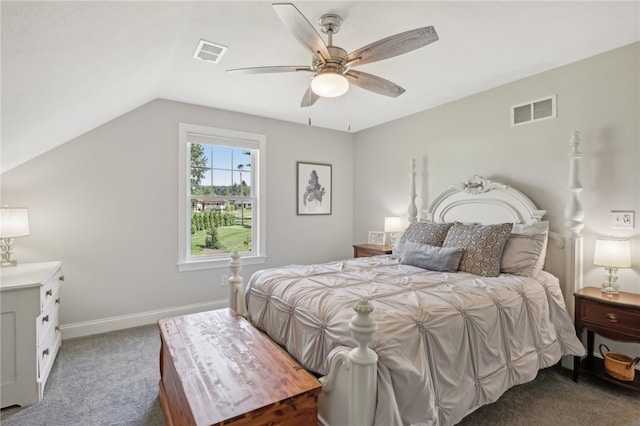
[2,1,639,172]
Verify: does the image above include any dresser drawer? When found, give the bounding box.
[40,269,63,312]
[581,299,640,337]
[37,323,61,380]
[37,302,60,347]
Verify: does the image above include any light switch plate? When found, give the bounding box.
[611,210,635,229]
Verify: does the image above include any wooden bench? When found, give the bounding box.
[158,309,321,426]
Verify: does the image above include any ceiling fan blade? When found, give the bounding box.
[345,70,406,98]
[346,26,438,67]
[273,3,331,61]
[300,87,320,108]
[227,66,313,74]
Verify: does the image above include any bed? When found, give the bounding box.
[227,132,586,426]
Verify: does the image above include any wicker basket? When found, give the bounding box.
[599,344,640,382]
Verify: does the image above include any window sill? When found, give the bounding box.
[177,255,266,272]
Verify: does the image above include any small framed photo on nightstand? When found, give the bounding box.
[368,231,386,245]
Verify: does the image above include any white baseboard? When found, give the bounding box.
[60,299,228,340]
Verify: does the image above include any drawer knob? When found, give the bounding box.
[42,348,50,357]
[55,325,60,332]
[42,315,49,323]
[59,275,65,282]
[55,297,61,304]
[605,313,619,323]
[46,289,53,297]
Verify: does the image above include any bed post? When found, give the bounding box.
[318,299,377,426]
[564,131,584,313]
[408,158,418,223]
[348,300,378,426]
[228,252,248,317]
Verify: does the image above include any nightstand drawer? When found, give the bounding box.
[581,300,640,336]
[353,244,392,258]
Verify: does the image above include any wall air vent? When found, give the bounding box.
[511,94,556,126]
[193,40,228,64]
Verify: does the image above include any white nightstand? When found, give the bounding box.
[1,261,63,408]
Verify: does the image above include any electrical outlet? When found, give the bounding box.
[221,275,229,286]
[611,210,635,229]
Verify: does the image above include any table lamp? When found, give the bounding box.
[593,238,631,294]
[384,217,402,245]
[0,207,30,267]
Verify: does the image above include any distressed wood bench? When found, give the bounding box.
[158,309,321,426]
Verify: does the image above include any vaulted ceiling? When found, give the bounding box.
[2,1,638,172]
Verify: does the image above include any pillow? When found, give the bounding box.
[442,222,513,277]
[501,221,549,276]
[392,221,453,260]
[400,241,463,272]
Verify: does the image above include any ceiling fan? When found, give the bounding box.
[227,3,439,107]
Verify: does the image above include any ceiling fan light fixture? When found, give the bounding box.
[311,72,349,98]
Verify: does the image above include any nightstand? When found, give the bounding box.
[573,287,640,391]
[353,244,393,258]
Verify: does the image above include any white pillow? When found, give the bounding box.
[500,221,549,276]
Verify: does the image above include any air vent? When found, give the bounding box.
[193,40,228,64]
[511,95,556,126]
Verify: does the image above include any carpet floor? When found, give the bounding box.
[1,323,638,426]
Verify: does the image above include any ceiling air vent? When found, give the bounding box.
[193,40,228,64]
[511,95,556,126]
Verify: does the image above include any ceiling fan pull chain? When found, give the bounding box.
[308,82,312,126]
[347,90,351,131]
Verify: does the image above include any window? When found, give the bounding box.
[178,123,266,271]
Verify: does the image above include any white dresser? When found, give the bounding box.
[1,261,63,408]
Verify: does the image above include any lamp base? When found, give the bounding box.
[600,267,620,294]
[0,237,18,267]
[1,259,17,268]
[601,283,619,295]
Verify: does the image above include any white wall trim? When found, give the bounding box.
[60,299,228,340]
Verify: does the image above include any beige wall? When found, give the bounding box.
[2,43,638,339]
[1,100,354,334]
[353,42,639,295]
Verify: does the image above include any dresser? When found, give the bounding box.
[1,261,63,408]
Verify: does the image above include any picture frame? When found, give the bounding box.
[368,231,386,245]
[297,162,332,215]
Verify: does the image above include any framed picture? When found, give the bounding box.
[368,231,386,245]
[297,162,332,215]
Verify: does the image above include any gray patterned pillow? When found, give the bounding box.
[392,221,453,260]
[442,222,513,277]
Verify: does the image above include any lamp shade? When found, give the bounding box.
[593,238,631,268]
[311,72,349,98]
[0,208,30,238]
[384,217,402,233]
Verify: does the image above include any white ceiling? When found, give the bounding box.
[2,1,639,172]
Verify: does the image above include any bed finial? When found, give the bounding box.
[228,252,248,317]
[565,131,584,239]
[408,158,418,223]
[565,130,584,296]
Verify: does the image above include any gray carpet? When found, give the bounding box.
[1,323,638,426]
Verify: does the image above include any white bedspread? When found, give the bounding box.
[245,255,585,426]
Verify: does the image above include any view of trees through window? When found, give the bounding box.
[190,143,253,257]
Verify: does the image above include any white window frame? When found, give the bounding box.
[177,123,266,271]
